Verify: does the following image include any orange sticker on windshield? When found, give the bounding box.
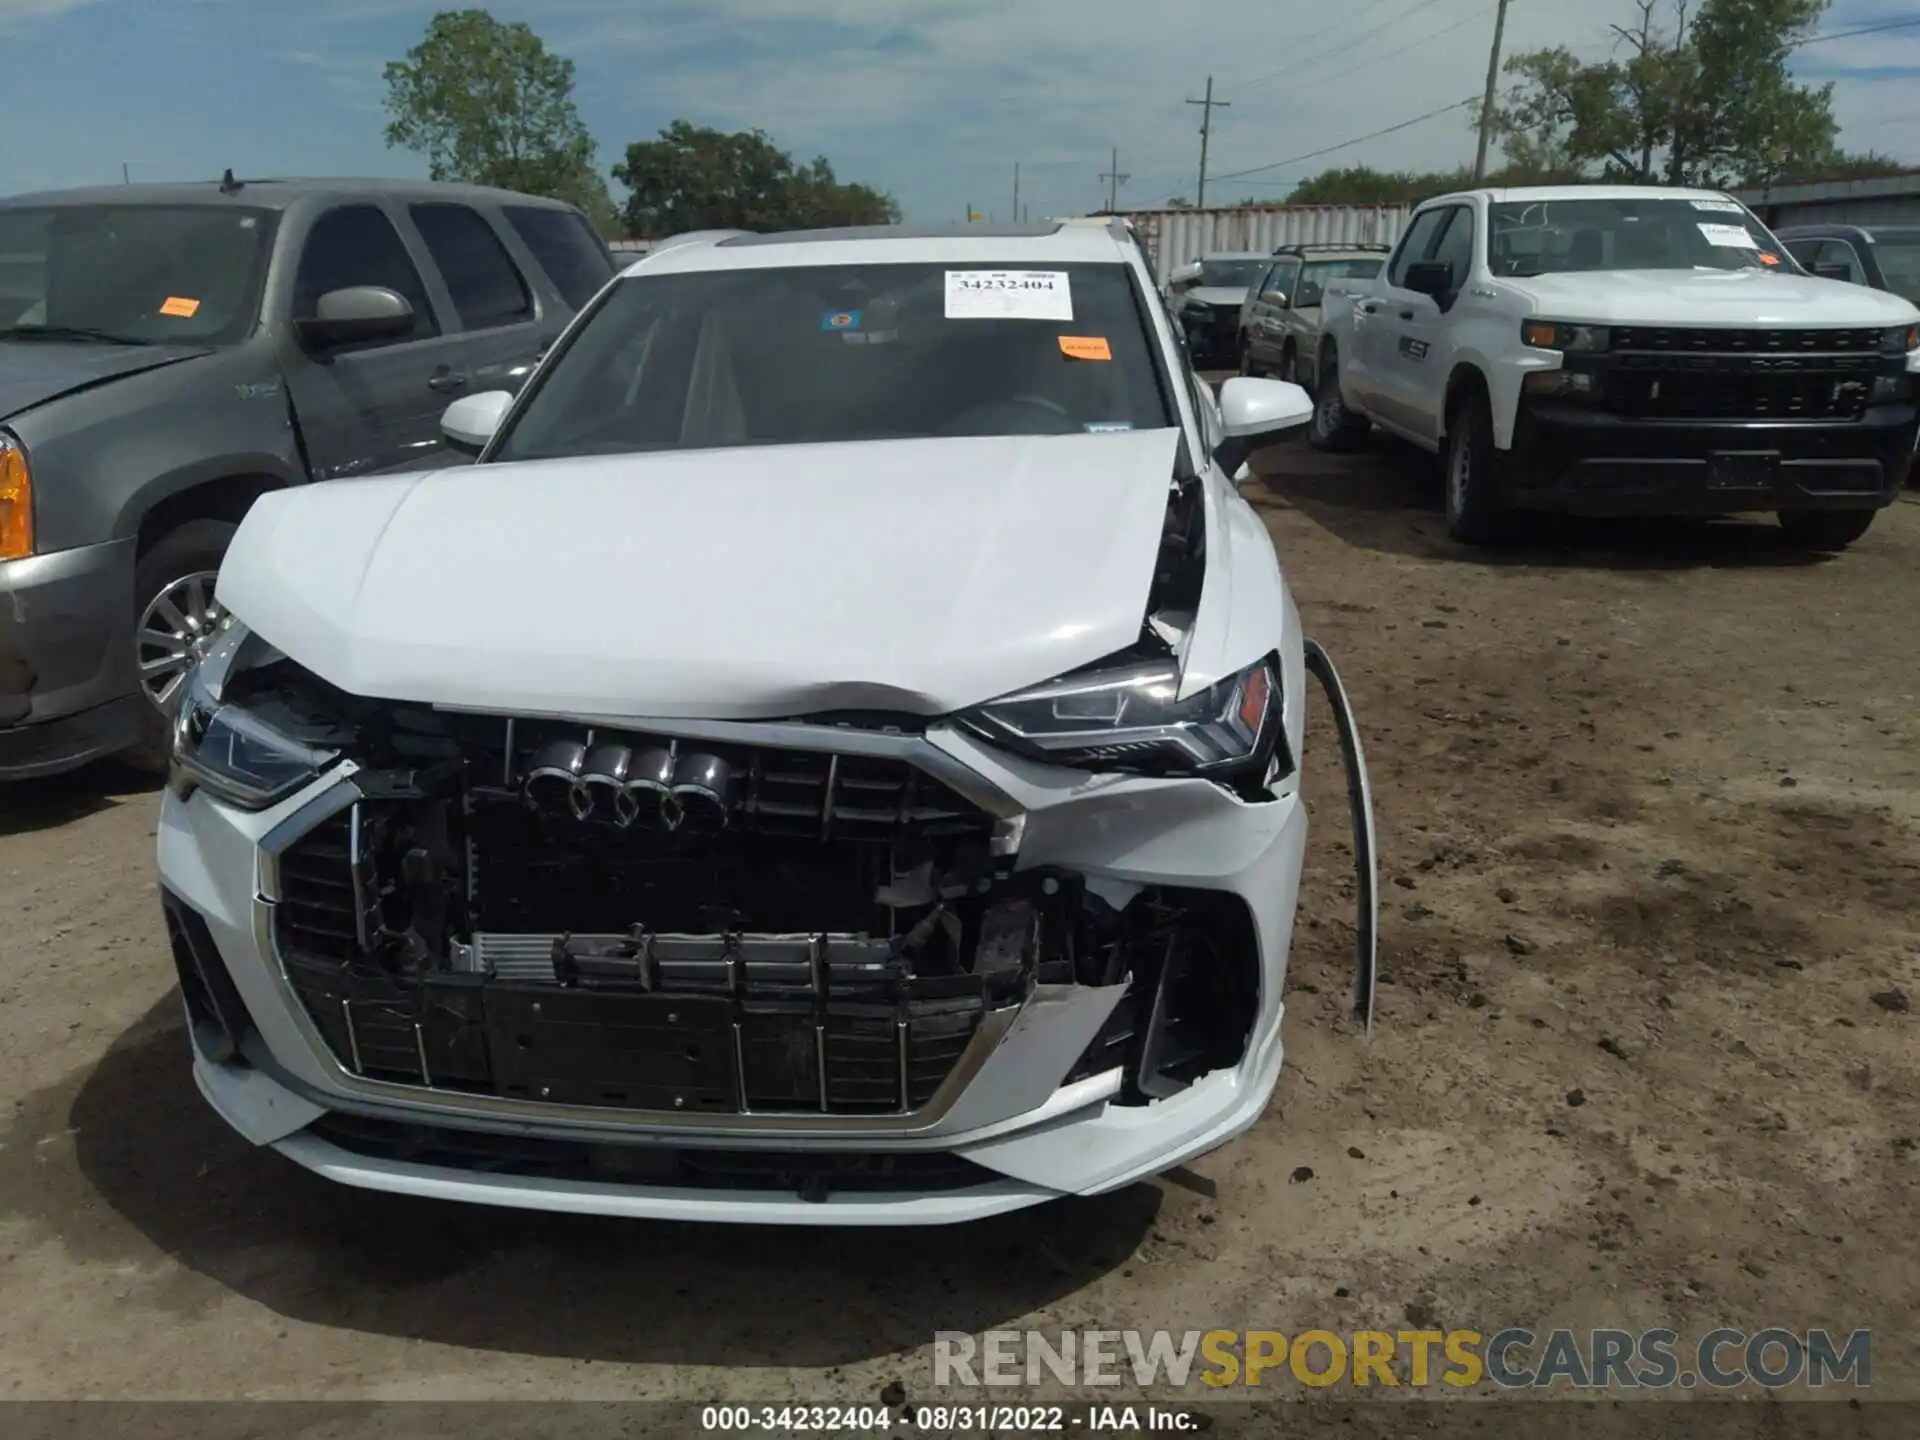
[1059,335,1112,361]
[1758,252,1781,266]
[159,296,201,317]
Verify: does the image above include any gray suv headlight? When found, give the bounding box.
[170,625,341,810]
[958,653,1279,776]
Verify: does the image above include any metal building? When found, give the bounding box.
[1736,173,1920,230]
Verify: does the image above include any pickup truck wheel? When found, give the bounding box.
[123,519,239,773]
[1308,353,1370,452]
[1777,508,1875,552]
[1443,391,1513,546]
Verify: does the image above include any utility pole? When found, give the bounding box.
[122,162,130,184]
[1187,76,1230,208]
[1012,163,1020,223]
[1099,147,1130,213]
[1472,0,1512,182]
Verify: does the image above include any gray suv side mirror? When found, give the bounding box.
[298,286,415,350]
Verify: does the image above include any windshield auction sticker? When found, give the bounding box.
[945,270,1073,321]
[1697,222,1759,249]
[1691,199,1746,213]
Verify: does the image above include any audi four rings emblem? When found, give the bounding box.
[521,738,736,834]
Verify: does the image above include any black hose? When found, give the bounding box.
[1303,638,1379,1033]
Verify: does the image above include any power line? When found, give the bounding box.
[1797,15,1920,47]
[1211,97,1479,183]
[1219,0,1446,96]
[1280,2,1502,104]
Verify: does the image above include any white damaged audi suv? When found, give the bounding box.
[156,217,1377,1224]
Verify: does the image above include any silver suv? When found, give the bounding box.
[1237,244,1387,389]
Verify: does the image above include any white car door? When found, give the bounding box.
[1351,207,1448,419]
[1374,204,1473,444]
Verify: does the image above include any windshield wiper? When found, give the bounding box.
[0,325,153,346]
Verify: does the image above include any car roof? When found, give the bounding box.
[1199,251,1271,260]
[0,177,581,211]
[1420,183,1742,207]
[625,220,1138,276]
[1278,248,1388,260]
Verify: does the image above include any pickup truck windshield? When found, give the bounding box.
[1488,198,1789,277]
[0,204,274,345]
[493,261,1174,460]
[1199,259,1267,288]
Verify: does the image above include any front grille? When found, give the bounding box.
[1600,367,1873,421]
[1610,326,1885,355]
[1595,327,1890,421]
[270,724,1018,1117]
[305,1113,998,1195]
[273,810,362,961]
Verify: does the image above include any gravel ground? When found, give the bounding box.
[2,440,1918,1422]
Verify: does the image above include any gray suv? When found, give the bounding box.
[0,176,615,780]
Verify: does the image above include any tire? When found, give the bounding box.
[1308,349,1370,452]
[1443,387,1513,546]
[123,518,239,773]
[1778,508,1875,552]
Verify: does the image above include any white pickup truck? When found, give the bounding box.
[1311,184,1920,550]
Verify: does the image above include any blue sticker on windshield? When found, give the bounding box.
[1084,421,1134,433]
[821,309,863,332]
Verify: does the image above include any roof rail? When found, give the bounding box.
[1272,241,1392,255]
[644,229,754,255]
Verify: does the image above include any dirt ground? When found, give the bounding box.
[2,436,1918,1422]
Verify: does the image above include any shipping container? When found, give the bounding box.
[1107,205,1412,284]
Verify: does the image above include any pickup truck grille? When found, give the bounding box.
[1597,327,1889,421]
[1609,326,1886,355]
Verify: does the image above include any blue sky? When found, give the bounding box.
[5,0,1919,222]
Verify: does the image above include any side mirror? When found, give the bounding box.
[440,390,514,456]
[1264,290,1289,308]
[1812,262,1855,284]
[297,286,415,349]
[1402,261,1454,299]
[1214,375,1313,475]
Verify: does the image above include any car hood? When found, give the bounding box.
[0,341,212,421]
[1504,269,1920,326]
[218,430,1186,720]
[1185,286,1248,308]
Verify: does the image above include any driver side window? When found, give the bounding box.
[1428,206,1476,289]
[1388,208,1449,289]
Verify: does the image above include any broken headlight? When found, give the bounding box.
[959,654,1279,776]
[169,625,341,810]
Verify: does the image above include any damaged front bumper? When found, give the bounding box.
[158,708,1330,1224]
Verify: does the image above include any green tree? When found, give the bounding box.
[1481,0,1882,187]
[383,9,611,218]
[613,122,898,236]
[1284,163,1582,206]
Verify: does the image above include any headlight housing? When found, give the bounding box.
[170,624,341,810]
[959,653,1281,777]
[0,430,32,562]
[1880,324,1919,355]
[1522,320,1610,353]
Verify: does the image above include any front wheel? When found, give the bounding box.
[1443,389,1514,546]
[1778,508,1875,552]
[124,518,239,773]
[1308,351,1370,452]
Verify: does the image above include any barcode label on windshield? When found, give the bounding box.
[945,270,1073,320]
[1698,222,1759,249]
